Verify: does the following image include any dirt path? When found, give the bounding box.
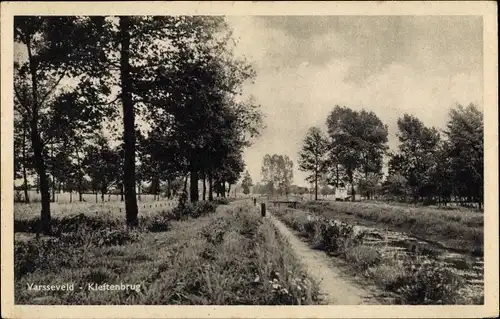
[269,214,380,305]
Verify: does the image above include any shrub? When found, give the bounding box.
[345,245,382,271]
[213,198,230,205]
[172,201,218,220]
[141,211,172,232]
[14,218,39,233]
[14,214,140,279]
[318,220,365,255]
[52,214,119,235]
[201,217,230,245]
[14,237,74,279]
[393,260,464,305]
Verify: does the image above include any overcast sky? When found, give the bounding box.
[14,16,483,188]
[226,16,483,186]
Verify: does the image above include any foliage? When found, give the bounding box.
[325,106,388,198]
[82,132,121,199]
[15,203,320,305]
[383,104,483,208]
[213,198,230,205]
[14,16,114,232]
[172,200,218,221]
[298,200,483,255]
[241,170,253,195]
[261,154,294,196]
[444,104,483,207]
[393,260,465,305]
[273,207,472,305]
[298,127,329,200]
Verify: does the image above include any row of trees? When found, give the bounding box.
[259,154,294,196]
[14,16,263,234]
[385,104,483,206]
[298,106,388,200]
[297,104,483,207]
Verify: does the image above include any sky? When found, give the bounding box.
[225,16,483,187]
[13,16,483,188]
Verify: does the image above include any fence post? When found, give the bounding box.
[261,203,266,217]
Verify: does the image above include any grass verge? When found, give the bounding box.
[272,207,480,305]
[298,200,483,256]
[14,202,319,305]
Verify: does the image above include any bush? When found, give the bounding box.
[14,238,72,279]
[141,211,172,232]
[201,217,230,245]
[172,201,218,221]
[345,245,382,271]
[213,198,230,205]
[318,220,365,255]
[392,260,464,304]
[14,214,140,280]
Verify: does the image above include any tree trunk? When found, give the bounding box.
[221,182,226,198]
[183,174,188,193]
[78,185,83,202]
[30,118,51,234]
[22,120,30,203]
[119,16,139,227]
[351,182,356,202]
[51,145,55,203]
[76,148,83,202]
[314,172,318,201]
[152,174,159,200]
[227,184,232,197]
[348,171,355,202]
[137,178,141,201]
[167,179,172,199]
[208,174,213,201]
[190,165,199,202]
[69,190,72,203]
[101,183,105,202]
[27,38,51,234]
[120,183,124,201]
[202,174,206,201]
[335,163,339,188]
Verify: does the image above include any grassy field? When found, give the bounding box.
[271,206,483,305]
[14,198,179,221]
[296,200,483,255]
[15,190,162,204]
[14,201,320,305]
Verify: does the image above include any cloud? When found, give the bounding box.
[226,16,483,186]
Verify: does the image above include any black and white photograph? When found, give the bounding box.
[1,1,498,318]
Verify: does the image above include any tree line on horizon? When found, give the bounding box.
[293,104,484,207]
[13,16,263,234]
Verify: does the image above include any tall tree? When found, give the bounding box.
[14,17,109,233]
[83,132,121,202]
[241,170,253,195]
[444,104,483,208]
[298,126,328,200]
[394,114,440,202]
[14,110,32,202]
[135,17,261,204]
[326,106,387,201]
[118,16,139,225]
[261,154,294,197]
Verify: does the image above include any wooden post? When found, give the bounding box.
[261,203,266,217]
